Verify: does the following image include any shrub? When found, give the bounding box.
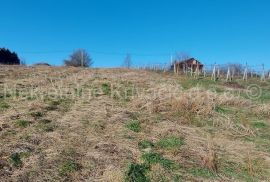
[125,163,150,182]
[9,153,22,167]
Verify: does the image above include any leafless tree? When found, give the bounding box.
[171,52,191,71]
[64,49,93,67]
[20,58,26,66]
[228,63,244,76]
[175,52,190,62]
[123,54,132,69]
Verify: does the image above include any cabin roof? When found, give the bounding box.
[177,58,203,66]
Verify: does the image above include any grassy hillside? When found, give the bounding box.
[0,66,270,181]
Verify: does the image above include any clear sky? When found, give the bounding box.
[1,0,270,69]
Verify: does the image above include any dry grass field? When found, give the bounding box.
[0,65,270,181]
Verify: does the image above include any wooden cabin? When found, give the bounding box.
[171,58,204,73]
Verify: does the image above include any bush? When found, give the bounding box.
[9,153,22,167]
[125,163,150,182]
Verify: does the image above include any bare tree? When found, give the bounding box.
[64,49,93,67]
[171,52,191,72]
[20,58,26,66]
[175,51,190,62]
[123,54,132,69]
[228,63,244,76]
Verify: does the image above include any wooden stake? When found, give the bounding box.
[226,66,232,82]
[211,64,216,81]
[195,63,199,78]
[261,64,266,81]
[217,65,220,79]
[243,63,248,81]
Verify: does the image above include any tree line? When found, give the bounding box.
[0,47,135,68]
[0,48,21,65]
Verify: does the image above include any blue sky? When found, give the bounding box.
[1,0,270,69]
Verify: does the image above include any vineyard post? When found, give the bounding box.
[226,66,232,82]
[211,64,216,81]
[243,63,248,81]
[261,64,266,81]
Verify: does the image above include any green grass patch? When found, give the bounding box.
[142,152,180,171]
[157,136,184,150]
[126,120,141,133]
[215,106,226,113]
[245,134,270,153]
[74,88,83,97]
[221,161,264,182]
[188,167,216,178]
[15,120,31,128]
[180,78,216,90]
[9,153,22,167]
[101,83,111,95]
[252,121,267,129]
[59,160,81,176]
[138,140,154,150]
[258,90,270,103]
[0,101,10,110]
[215,106,236,114]
[26,96,36,100]
[125,163,150,182]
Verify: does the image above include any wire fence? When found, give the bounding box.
[133,62,270,82]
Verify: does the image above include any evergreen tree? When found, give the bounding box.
[0,48,20,65]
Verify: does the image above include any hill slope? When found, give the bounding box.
[0,66,270,181]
